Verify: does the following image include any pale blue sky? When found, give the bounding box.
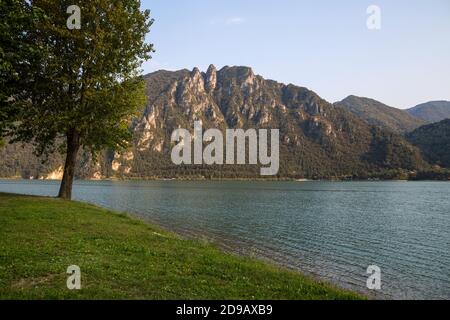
[141,0,450,109]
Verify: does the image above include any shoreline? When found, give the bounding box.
[0,192,362,300]
[9,190,380,299]
[1,176,449,182]
[138,215,384,300]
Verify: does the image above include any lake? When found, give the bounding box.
[0,179,449,299]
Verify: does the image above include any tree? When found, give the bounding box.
[0,0,43,146]
[7,0,154,199]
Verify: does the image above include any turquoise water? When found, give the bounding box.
[0,179,449,299]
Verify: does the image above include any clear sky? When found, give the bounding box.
[140,0,450,109]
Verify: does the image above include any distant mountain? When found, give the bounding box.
[406,119,450,168]
[407,101,450,123]
[334,96,425,133]
[0,65,427,179]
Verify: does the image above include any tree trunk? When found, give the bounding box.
[58,129,80,200]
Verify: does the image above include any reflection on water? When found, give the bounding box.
[1,179,449,299]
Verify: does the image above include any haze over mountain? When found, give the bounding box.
[334,96,425,133]
[407,101,450,124]
[0,65,428,179]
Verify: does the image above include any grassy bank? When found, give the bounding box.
[0,193,361,299]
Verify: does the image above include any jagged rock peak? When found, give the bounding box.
[207,64,216,72]
[205,64,217,92]
[191,67,201,76]
[186,67,205,92]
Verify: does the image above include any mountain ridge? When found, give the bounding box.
[406,119,450,168]
[334,95,425,133]
[406,101,450,123]
[0,65,429,179]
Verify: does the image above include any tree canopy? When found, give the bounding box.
[0,0,43,145]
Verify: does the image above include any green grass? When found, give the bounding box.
[0,193,362,300]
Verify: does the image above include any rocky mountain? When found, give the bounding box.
[334,96,424,133]
[407,101,450,123]
[0,65,427,179]
[406,119,450,168]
